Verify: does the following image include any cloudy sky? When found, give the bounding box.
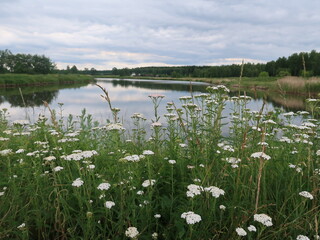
[1,0,319,70]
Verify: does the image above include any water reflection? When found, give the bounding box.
[0,78,312,123]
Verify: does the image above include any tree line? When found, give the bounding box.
[1,49,320,78]
[0,50,55,74]
[111,50,320,78]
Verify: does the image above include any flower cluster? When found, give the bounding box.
[181,211,202,224]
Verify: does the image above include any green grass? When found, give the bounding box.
[0,86,319,239]
[0,74,95,87]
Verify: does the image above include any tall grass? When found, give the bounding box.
[0,74,94,87]
[0,85,319,239]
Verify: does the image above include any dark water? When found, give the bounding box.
[0,78,308,125]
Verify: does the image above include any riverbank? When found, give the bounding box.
[0,74,95,88]
[97,75,320,96]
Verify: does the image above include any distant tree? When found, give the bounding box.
[70,65,78,73]
[258,71,269,78]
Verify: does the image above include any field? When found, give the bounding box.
[0,85,319,239]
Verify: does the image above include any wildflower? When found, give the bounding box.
[204,186,225,198]
[248,225,257,232]
[149,94,165,99]
[53,166,64,172]
[151,122,162,127]
[13,120,29,125]
[125,227,139,239]
[250,152,271,160]
[124,155,140,162]
[105,123,125,131]
[143,150,154,155]
[0,137,9,141]
[43,156,56,161]
[97,183,111,191]
[235,227,247,236]
[16,149,25,154]
[263,119,276,124]
[299,191,313,200]
[179,143,187,148]
[137,190,144,195]
[105,201,115,209]
[0,149,12,156]
[168,159,176,164]
[181,211,202,224]
[72,178,84,187]
[152,232,158,239]
[296,235,310,240]
[17,223,26,230]
[316,150,320,156]
[186,184,203,198]
[154,214,161,218]
[0,192,5,196]
[219,205,226,210]
[254,213,273,227]
[142,179,156,187]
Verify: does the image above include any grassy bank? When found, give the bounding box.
[0,85,319,239]
[98,75,320,96]
[0,74,95,88]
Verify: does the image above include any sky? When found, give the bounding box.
[1,0,320,70]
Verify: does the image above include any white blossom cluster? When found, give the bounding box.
[142,179,156,187]
[125,227,139,239]
[72,178,84,187]
[250,152,271,160]
[235,227,247,236]
[97,183,111,191]
[61,150,98,161]
[299,191,313,200]
[254,213,273,227]
[186,184,225,198]
[104,123,125,131]
[181,211,202,224]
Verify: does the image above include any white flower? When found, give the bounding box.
[13,120,29,125]
[181,211,202,224]
[137,190,144,195]
[154,214,161,218]
[299,191,313,200]
[0,192,5,196]
[186,184,203,198]
[316,150,320,156]
[87,164,95,169]
[254,213,273,227]
[124,155,140,162]
[97,183,111,191]
[15,149,25,154]
[263,119,277,124]
[250,152,271,160]
[142,179,156,187]
[296,235,310,240]
[105,201,115,209]
[0,149,12,156]
[125,227,139,239]
[219,205,226,210]
[168,160,176,164]
[72,178,84,187]
[43,156,56,161]
[248,225,257,232]
[152,232,158,239]
[53,166,64,172]
[17,223,26,230]
[235,227,247,236]
[143,150,154,155]
[204,186,225,198]
[105,123,125,131]
[151,122,162,127]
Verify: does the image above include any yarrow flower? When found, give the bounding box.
[181,211,202,224]
[143,150,154,155]
[168,159,176,164]
[105,123,125,131]
[17,223,26,230]
[72,178,84,187]
[105,201,115,209]
[235,227,247,236]
[296,235,310,240]
[97,182,111,191]
[53,166,64,172]
[142,179,156,187]
[254,213,273,227]
[125,227,139,239]
[186,184,203,198]
[123,155,140,162]
[250,152,271,160]
[204,186,225,198]
[299,191,313,200]
[248,225,257,232]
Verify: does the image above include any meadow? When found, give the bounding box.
[0,85,319,239]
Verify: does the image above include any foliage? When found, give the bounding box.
[0,50,55,74]
[0,86,319,239]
